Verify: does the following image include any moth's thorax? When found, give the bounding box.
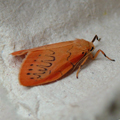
[75,39,95,52]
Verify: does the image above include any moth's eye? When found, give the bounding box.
[90,47,94,51]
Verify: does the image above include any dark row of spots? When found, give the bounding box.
[27,73,36,75]
[30,75,41,79]
[27,49,56,80]
[27,73,41,79]
[27,72,44,75]
[30,77,39,80]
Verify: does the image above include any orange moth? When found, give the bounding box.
[11,35,115,86]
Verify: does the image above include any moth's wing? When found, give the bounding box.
[19,44,85,86]
[11,47,44,56]
[11,40,75,56]
[19,49,71,86]
[11,49,29,56]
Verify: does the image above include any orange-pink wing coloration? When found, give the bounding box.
[11,39,89,86]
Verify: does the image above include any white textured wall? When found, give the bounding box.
[0,0,120,120]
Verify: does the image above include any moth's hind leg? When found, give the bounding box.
[90,49,115,61]
[76,56,89,78]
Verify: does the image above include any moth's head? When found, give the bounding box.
[89,42,95,52]
[89,35,101,52]
[89,35,101,51]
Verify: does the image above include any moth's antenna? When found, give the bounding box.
[92,35,101,43]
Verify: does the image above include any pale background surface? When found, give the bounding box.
[0,0,120,120]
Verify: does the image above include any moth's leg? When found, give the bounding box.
[76,56,89,78]
[90,49,115,61]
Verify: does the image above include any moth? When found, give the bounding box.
[11,35,115,86]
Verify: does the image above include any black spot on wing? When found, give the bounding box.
[29,69,33,71]
[27,73,31,75]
